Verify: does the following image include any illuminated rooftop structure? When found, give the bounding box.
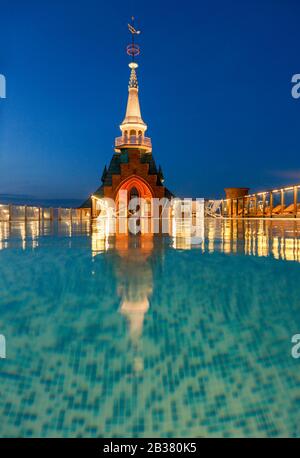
[80,17,173,216]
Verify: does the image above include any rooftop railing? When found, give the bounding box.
[0,204,91,222]
[205,183,300,218]
[115,135,152,149]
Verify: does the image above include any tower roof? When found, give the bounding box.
[121,63,146,129]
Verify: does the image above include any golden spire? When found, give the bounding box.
[114,18,152,153]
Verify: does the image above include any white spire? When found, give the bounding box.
[121,63,147,130]
[114,19,152,153]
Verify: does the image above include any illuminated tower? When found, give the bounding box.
[80,18,173,217]
[115,23,151,153]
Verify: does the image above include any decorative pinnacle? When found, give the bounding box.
[128,62,138,89]
[101,165,107,183]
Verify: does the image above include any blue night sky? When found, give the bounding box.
[0,0,299,205]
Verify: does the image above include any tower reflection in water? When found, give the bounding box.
[92,224,156,372]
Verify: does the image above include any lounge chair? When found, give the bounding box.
[282,203,300,215]
[272,204,283,215]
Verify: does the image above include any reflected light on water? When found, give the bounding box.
[1,218,300,262]
[93,233,154,372]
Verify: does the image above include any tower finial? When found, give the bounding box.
[127,17,141,63]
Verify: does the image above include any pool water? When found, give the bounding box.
[0,219,300,437]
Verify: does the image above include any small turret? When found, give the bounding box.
[158,165,165,184]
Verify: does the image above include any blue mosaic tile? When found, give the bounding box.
[0,220,300,437]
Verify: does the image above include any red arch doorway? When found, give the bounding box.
[115,176,154,232]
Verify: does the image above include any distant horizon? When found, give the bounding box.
[0,193,83,208]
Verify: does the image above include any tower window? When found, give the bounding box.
[129,186,139,200]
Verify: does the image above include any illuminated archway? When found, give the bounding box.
[115,176,154,232]
[115,176,153,204]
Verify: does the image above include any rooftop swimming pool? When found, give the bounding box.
[0,219,300,437]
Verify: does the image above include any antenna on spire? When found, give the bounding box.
[126,16,141,62]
